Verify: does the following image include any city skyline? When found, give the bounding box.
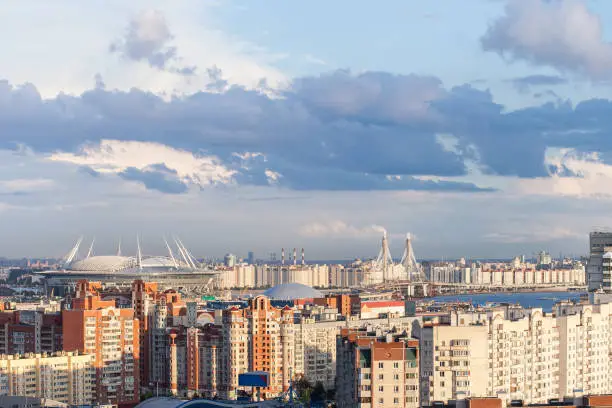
[3,1,612,258]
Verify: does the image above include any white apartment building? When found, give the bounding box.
[0,352,95,406]
[418,302,612,406]
[217,264,331,289]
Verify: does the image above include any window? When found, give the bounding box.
[378,374,384,380]
[378,362,384,369]
[379,386,384,392]
[393,362,399,368]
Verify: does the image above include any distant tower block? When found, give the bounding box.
[400,233,426,282]
[375,230,393,282]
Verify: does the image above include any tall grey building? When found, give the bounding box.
[587,231,612,291]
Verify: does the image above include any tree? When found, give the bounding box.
[140,392,154,402]
[311,382,326,402]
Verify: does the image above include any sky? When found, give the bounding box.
[3,0,612,260]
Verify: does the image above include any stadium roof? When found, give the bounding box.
[263,282,323,300]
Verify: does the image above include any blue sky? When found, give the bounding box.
[1,0,612,260]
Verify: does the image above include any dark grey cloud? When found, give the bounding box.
[109,9,195,76]
[119,164,188,194]
[3,69,612,193]
[508,75,567,92]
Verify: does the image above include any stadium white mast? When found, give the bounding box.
[116,239,122,256]
[173,237,195,269]
[62,236,83,267]
[86,238,95,258]
[400,232,426,282]
[163,236,179,269]
[177,236,199,269]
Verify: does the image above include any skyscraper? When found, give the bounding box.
[587,231,612,291]
[62,280,140,406]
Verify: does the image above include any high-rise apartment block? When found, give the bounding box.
[336,328,419,408]
[0,351,95,406]
[62,280,140,406]
[0,310,62,355]
[588,231,612,291]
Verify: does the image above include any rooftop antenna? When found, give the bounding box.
[86,238,95,259]
[164,236,179,269]
[136,235,143,271]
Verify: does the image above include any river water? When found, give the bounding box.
[430,291,586,312]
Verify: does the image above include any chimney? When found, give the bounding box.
[301,248,305,265]
[281,248,285,265]
[293,248,297,265]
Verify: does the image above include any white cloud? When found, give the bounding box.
[481,0,612,79]
[512,148,612,198]
[298,220,386,238]
[265,169,282,184]
[483,227,584,244]
[0,179,55,193]
[0,2,287,98]
[109,9,194,75]
[48,139,236,188]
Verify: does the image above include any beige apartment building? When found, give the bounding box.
[0,352,95,406]
[336,328,420,408]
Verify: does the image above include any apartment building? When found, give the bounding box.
[251,265,330,289]
[0,310,62,355]
[0,351,95,406]
[556,302,612,397]
[587,231,612,291]
[418,322,489,405]
[173,295,421,398]
[336,328,420,408]
[418,302,612,406]
[131,280,187,390]
[62,280,140,406]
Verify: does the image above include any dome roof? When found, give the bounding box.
[141,256,179,268]
[604,252,612,259]
[263,282,323,300]
[69,256,136,272]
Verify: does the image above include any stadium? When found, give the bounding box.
[37,236,220,295]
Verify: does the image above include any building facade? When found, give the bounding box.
[336,328,419,408]
[587,231,612,291]
[62,280,140,406]
[417,302,612,406]
[0,352,95,406]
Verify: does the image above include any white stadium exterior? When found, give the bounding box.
[38,237,220,295]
